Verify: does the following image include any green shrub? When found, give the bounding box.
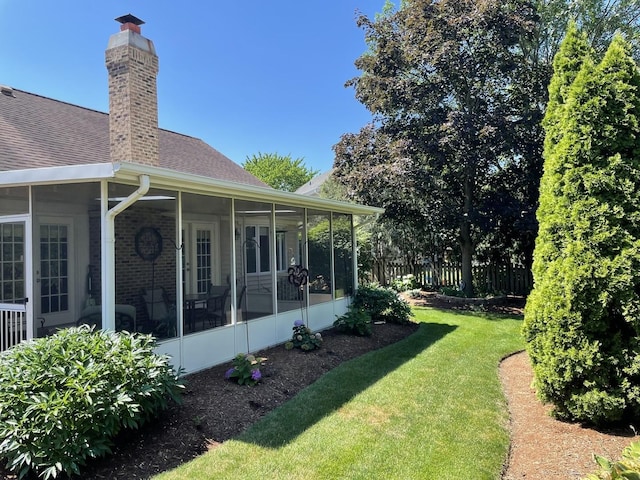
[285,320,323,351]
[353,284,413,324]
[0,326,183,479]
[334,307,372,336]
[389,274,420,292]
[523,31,640,425]
[439,286,467,298]
[407,289,422,299]
[584,441,640,479]
[225,353,265,386]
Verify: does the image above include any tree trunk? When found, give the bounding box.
[460,220,474,297]
[461,166,475,297]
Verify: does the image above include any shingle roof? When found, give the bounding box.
[295,169,334,196]
[0,87,268,188]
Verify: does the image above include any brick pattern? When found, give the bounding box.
[115,209,176,323]
[88,207,177,326]
[106,43,159,166]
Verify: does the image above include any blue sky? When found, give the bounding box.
[0,1,383,174]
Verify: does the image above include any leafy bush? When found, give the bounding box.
[225,353,265,386]
[389,274,419,292]
[439,286,467,298]
[407,289,422,299]
[0,326,183,479]
[285,320,323,351]
[334,307,372,337]
[523,32,640,425]
[353,284,413,324]
[584,441,640,479]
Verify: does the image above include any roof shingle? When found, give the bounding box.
[0,88,268,188]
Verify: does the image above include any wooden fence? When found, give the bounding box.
[371,261,533,296]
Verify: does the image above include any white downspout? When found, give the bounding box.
[101,175,150,330]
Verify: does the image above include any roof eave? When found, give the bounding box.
[0,163,117,185]
[0,162,384,216]
[115,162,384,216]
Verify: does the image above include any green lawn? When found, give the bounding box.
[155,307,524,480]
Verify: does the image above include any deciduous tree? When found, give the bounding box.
[242,153,319,192]
[334,0,539,295]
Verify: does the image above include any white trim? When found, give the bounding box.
[0,164,117,185]
[0,214,32,342]
[0,162,383,216]
[102,175,150,330]
[34,217,75,326]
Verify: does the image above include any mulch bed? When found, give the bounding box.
[8,293,623,480]
[74,321,419,479]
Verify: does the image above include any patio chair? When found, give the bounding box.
[204,286,230,328]
[77,304,136,332]
[141,287,177,337]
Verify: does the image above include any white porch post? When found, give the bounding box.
[351,216,358,294]
[101,176,150,330]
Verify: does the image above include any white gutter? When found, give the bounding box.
[0,162,384,216]
[101,174,150,330]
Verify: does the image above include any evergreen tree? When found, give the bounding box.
[523,33,640,425]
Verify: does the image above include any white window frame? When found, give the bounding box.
[183,222,219,294]
[276,231,287,272]
[35,217,74,325]
[245,225,270,275]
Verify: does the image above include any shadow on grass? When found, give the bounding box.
[414,304,524,322]
[238,322,456,449]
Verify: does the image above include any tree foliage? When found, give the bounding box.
[242,152,319,192]
[532,0,640,66]
[523,32,640,425]
[333,0,540,295]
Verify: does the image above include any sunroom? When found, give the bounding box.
[0,163,380,373]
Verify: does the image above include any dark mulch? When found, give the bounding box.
[409,291,526,316]
[79,322,418,479]
[0,293,524,480]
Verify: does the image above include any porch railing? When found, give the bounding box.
[0,302,27,352]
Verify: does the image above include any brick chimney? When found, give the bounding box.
[105,14,159,166]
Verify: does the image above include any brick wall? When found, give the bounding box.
[106,35,159,166]
[88,206,177,325]
[115,208,176,324]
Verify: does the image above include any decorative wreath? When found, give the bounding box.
[135,227,163,262]
[287,265,309,287]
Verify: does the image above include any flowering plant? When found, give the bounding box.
[224,353,265,386]
[285,320,323,351]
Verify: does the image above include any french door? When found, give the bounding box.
[35,219,74,328]
[183,223,219,295]
[0,216,32,348]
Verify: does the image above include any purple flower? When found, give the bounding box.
[251,369,262,381]
[294,320,304,327]
[224,368,235,379]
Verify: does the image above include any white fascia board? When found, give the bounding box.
[113,163,385,216]
[0,162,385,216]
[0,163,117,186]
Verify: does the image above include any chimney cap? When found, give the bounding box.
[115,14,145,26]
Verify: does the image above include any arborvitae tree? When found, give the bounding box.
[523,33,640,425]
[542,22,594,156]
[525,25,593,310]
